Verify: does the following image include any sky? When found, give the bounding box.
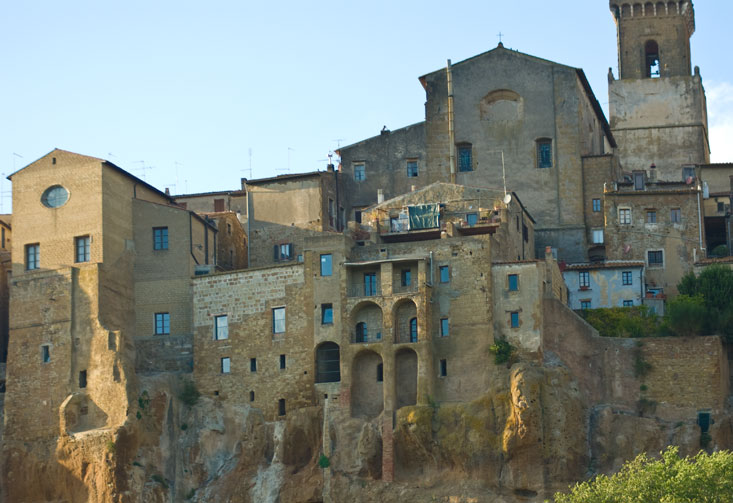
[1,1,732,214]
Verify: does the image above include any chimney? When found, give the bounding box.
[411,185,416,192]
[377,189,384,204]
[648,163,657,183]
[327,164,335,172]
[165,187,170,196]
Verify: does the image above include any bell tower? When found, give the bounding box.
[608,0,709,179]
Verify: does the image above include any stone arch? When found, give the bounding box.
[315,341,340,383]
[393,298,418,343]
[480,89,523,123]
[351,350,384,418]
[645,40,660,78]
[621,3,631,16]
[656,1,665,15]
[633,3,642,16]
[668,1,677,14]
[350,301,383,343]
[395,348,418,409]
[644,2,653,15]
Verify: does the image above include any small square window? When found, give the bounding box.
[42,345,50,363]
[221,357,231,373]
[537,139,552,168]
[439,266,450,283]
[250,358,257,372]
[580,300,591,310]
[648,250,664,267]
[272,307,286,334]
[622,271,633,286]
[670,208,681,223]
[354,163,366,181]
[579,271,590,288]
[274,243,293,261]
[280,354,286,370]
[154,313,170,335]
[26,243,40,270]
[321,304,333,324]
[508,274,519,291]
[440,318,449,337]
[646,210,657,223]
[75,236,90,263]
[214,315,228,340]
[153,227,168,250]
[466,213,478,227]
[619,208,631,225]
[401,269,411,287]
[320,254,332,276]
[592,229,604,244]
[457,145,473,172]
[623,300,634,307]
[439,359,447,377]
[407,160,419,177]
[592,199,601,212]
[510,312,519,328]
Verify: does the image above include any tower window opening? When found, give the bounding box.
[645,41,660,78]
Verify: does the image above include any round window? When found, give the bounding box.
[41,185,69,208]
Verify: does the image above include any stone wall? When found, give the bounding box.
[192,264,314,420]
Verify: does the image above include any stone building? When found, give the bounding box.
[338,46,617,263]
[608,0,709,179]
[603,167,704,296]
[2,149,214,468]
[562,261,645,310]
[242,168,345,268]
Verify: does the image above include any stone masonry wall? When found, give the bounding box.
[193,264,314,421]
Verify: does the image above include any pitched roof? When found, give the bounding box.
[564,261,645,271]
[8,148,177,205]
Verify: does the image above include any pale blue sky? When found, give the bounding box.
[2,1,731,213]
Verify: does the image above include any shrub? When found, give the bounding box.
[580,306,657,338]
[710,244,729,258]
[661,294,706,337]
[179,380,200,407]
[318,454,330,469]
[489,338,514,364]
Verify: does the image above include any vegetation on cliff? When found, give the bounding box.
[554,447,733,502]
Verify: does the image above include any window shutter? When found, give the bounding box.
[273,245,279,260]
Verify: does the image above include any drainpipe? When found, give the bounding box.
[429,251,434,286]
[244,182,251,267]
[447,59,456,184]
[696,188,705,256]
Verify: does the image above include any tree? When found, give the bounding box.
[553,447,733,503]
[659,294,706,337]
[674,265,733,339]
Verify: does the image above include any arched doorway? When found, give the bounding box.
[395,348,418,409]
[394,299,418,343]
[351,350,384,418]
[350,301,383,343]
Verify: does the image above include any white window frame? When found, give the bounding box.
[618,207,631,225]
[214,315,228,340]
[592,229,604,244]
[272,307,286,334]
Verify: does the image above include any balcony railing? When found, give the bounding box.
[392,282,418,295]
[347,282,382,298]
[351,330,383,344]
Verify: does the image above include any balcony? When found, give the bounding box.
[351,329,383,344]
[377,218,441,242]
[347,282,382,298]
[393,282,418,295]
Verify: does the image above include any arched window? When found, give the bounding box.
[316,342,340,383]
[409,317,417,343]
[355,322,368,343]
[645,40,660,78]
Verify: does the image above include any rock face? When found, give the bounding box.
[2,361,731,502]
